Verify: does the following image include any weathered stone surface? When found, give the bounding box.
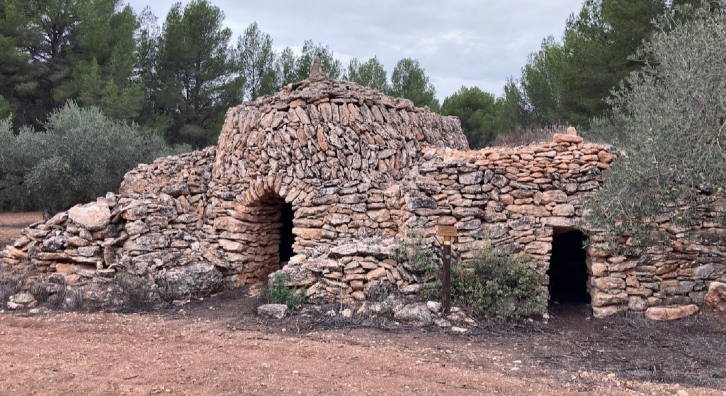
[68,201,111,231]
[705,282,726,312]
[552,204,575,217]
[645,305,699,321]
[156,262,223,298]
[10,293,35,305]
[257,304,289,319]
[393,303,432,326]
[553,133,583,144]
[459,171,484,185]
[591,290,628,307]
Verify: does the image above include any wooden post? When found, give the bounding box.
[436,225,457,314]
[441,238,452,314]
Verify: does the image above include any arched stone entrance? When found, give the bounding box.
[217,192,298,285]
[279,202,295,265]
[547,228,590,304]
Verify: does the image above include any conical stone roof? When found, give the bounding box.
[210,77,468,206]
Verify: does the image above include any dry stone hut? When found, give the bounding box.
[1,69,724,319]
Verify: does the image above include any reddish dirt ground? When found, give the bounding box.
[0,212,42,247]
[0,212,724,395]
[0,294,724,396]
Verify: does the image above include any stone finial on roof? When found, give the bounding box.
[309,57,329,81]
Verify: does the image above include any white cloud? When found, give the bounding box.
[127,0,583,100]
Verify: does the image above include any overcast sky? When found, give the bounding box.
[126,0,584,100]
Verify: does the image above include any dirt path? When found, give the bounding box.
[0,296,723,396]
[0,212,724,395]
[0,212,42,247]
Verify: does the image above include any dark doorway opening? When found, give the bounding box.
[279,202,295,264]
[548,228,590,305]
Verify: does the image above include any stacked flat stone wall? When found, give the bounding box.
[401,135,612,276]
[586,196,726,318]
[205,78,467,285]
[2,148,217,289]
[1,75,724,318]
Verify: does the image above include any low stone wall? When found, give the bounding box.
[587,196,726,318]
[1,148,220,293]
[401,135,612,274]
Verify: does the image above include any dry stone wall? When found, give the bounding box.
[0,74,724,319]
[586,196,726,319]
[205,78,467,286]
[401,136,612,274]
[1,148,223,307]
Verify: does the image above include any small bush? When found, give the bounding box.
[0,103,188,212]
[266,272,304,309]
[454,248,546,321]
[393,236,439,278]
[367,281,395,302]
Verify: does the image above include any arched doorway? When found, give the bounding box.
[279,202,295,265]
[232,193,296,284]
[548,228,590,305]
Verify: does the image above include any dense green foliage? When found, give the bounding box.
[0,103,184,212]
[0,0,142,130]
[394,238,545,321]
[266,272,304,309]
[583,2,726,248]
[344,57,389,93]
[389,58,440,112]
[441,87,500,148]
[452,249,546,321]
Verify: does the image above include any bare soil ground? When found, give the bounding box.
[0,212,42,247]
[0,212,724,396]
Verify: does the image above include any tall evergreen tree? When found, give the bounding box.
[390,58,439,111]
[0,0,140,129]
[235,22,277,101]
[562,0,667,125]
[520,36,569,127]
[344,57,389,92]
[153,0,243,146]
[441,86,499,148]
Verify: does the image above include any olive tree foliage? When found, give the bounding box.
[0,102,187,212]
[583,2,726,247]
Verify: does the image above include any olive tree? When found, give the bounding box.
[0,102,186,212]
[583,2,726,245]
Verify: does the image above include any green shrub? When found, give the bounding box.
[393,236,439,278]
[453,248,546,321]
[266,272,304,309]
[583,3,726,247]
[0,102,189,212]
[394,237,545,321]
[0,269,25,303]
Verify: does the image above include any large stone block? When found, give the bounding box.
[68,201,111,231]
[645,304,699,321]
[705,282,726,312]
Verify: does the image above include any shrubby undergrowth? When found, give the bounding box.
[0,102,188,212]
[394,237,545,321]
[583,2,726,247]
